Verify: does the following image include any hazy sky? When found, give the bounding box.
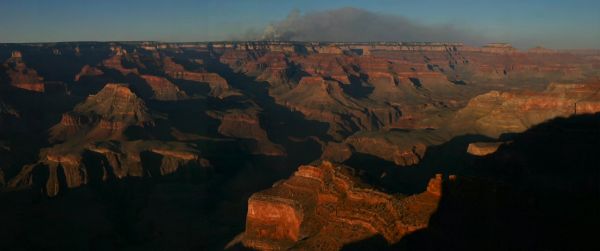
[0,0,598,49]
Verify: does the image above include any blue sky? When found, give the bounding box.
[0,0,598,48]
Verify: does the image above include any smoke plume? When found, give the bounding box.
[236,7,485,44]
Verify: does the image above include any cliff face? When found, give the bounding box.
[8,141,209,197]
[8,83,209,197]
[3,51,45,92]
[163,56,241,99]
[274,76,403,139]
[322,81,600,166]
[1,42,599,250]
[449,82,600,137]
[50,83,153,141]
[101,47,140,75]
[207,108,286,156]
[241,161,444,250]
[140,75,188,101]
[221,41,595,140]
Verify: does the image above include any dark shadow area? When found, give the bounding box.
[344,134,493,195]
[341,74,374,99]
[82,150,116,187]
[450,80,467,85]
[21,44,111,83]
[409,77,422,88]
[287,61,311,84]
[170,78,212,97]
[343,113,600,250]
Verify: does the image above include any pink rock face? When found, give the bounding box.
[242,161,444,250]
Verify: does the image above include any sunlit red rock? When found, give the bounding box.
[241,161,444,250]
[467,141,506,156]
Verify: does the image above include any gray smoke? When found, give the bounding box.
[238,7,485,44]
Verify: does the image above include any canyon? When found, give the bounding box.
[0,41,598,250]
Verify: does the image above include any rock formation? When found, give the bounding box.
[323,81,600,166]
[207,108,285,156]
[241,161,444,250]
[140,75,188,101]
[101,49,140,76]
[1,42,600,250]
[2,51,45,92]
[163,56,240,98]
[466,141,506,156]
[448,82,600,138]
[74,65,104,81]
[8,140,209,197]
[50,83,153,141]
[7,83,208,196]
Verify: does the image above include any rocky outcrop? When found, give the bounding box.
[140,75,188,101]
[3,51,45,92]
[466,142,506,156]
[325,81,600,166]
[448,82,600,138]
[323,129,448,166]
[8,141,209,197]
[6,81,211,196]
[207,109,285,156]
[74,65,104,81]
[171,71,239,98]
[50,83,153,141]
[274,76,402,139]
[241,161,444,250]
[163,57,240,98]
[102,54,139,76]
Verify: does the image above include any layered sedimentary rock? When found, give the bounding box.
[275,76,402,139]
[447,82,600,137]
[241,161,444,250]
[221,41,595,91]
[177,72,235,98]
[50,83,153,141]
[140,75,188,101]
[219,40,599,140]
[207,108,285,156]
[2,51,45,92]
[325,130,448,166]
[163,56,240,98]
[8,141,209,197]
[6,83,210,196]
[324,81,600,166]
[101,49,140,76]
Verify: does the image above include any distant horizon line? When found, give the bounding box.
[0,40,598,51]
